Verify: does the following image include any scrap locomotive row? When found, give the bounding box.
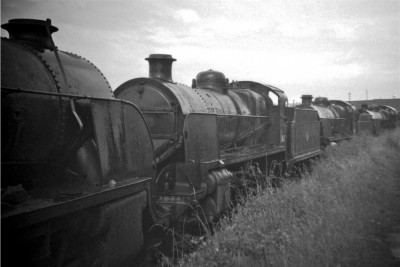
[1,19,398,266]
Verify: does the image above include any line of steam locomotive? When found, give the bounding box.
[2,19,398,266]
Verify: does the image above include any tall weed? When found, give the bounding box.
[181,129,400,267]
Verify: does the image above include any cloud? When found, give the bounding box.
[277,22,319,38]
[174,9,201,24]
[1,0,399,101]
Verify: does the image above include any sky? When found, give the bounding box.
[2,0,399,103]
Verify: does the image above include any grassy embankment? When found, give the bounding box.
[180,129,400,266]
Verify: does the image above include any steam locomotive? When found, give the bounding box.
[297,95,398,143]
[2,19,155,266]
[1,19,397,266]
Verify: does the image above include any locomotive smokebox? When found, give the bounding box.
[301,95,313,108]
[145,54,176,82]
[1,18,58,49]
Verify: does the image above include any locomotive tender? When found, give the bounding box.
[1,18,397,266]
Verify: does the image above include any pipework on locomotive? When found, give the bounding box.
[1,18,398,266]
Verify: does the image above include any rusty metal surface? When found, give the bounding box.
[231,89,269,115]
[1,91,155,218]
[116,77,275,153]
[56,50,113,97]
[267,106,284,147]
[1,19,58,49]
[232,81,288,148]
[1,38,113,97]
[311,104,337,119]
[329,100,357,112]
[2,33,115,163]
[203,169,233,219]
[358,121,374,134]
[183,112,272,188]
[1,19,156,266]
[330,100,358,134]
[287,108,320,159]
[192,88,237,146]
[319,117,347,142]
[146,54,176,82]
[303,102,351,142]
[115,78,175,110]
[1,39,57,93]
[193,87,237,114]
[184,113,219,163]
[377,105,398,128]
[161,81,209,114]
[115,78,207,136]
[196,70,228,94]
[115,78,182,160]
[379,105,398,117]
[334,118,348,137]
[357,114,374,134]
[2,91,62,162]
[91,99,154,185]
[102,190,148,266]
[184,113,219,189]
[233,81,288,104]
[235,115,269,146]
[360,110,382,135]
[298,99,358,141]
[2,177,151,228]
[220,145,286,165]
[2,178,150,266]
[365,110,383,120]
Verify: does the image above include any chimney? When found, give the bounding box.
[301,95,313,108]
[1,18,58,49]
[145,54,176,83]
[361,103,368,110]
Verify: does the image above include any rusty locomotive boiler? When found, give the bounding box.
[2,17,398,266]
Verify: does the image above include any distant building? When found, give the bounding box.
[349,98,400,113]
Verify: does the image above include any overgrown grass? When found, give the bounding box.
[179,129,400,267]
